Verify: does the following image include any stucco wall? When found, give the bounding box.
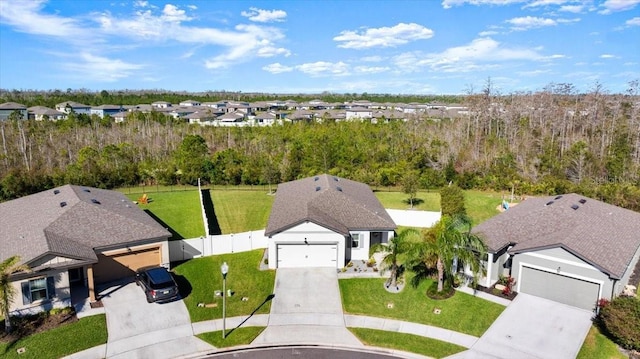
[10,269,71,316]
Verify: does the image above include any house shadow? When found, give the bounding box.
[201,189,222,235]
[172,273,193,299]
[226,293,275,337]
[144,209,183,240]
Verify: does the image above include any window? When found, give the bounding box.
[21,277,54,304]
[351,233,361,248]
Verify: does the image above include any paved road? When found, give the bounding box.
[201,346,416,359]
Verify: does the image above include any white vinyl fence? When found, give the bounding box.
[169,230,269,262]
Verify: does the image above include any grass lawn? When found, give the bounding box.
[340,278,504,337]
[124,190,205,239]
[374,191,441,211]
[197,327,265,348]
[0,314,107,359]
[173,250,275,322]
[464,190,510,225]
[208,191,274,233]
[577,325,627,359]
[349,328,466,358]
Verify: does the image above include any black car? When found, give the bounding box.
[135,266,179,303]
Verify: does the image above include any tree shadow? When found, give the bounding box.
[144,209,183,240]
[225,293,275,337]
[402,197,425,207]
[201,189,222,235]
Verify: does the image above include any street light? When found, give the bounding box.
[220,262,229,339]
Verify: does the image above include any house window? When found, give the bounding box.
[351,233,361,248]
[21,277,54,304]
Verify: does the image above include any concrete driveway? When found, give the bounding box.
[100,281,213,358]
[457,293,593,359]
[252,267,362,346]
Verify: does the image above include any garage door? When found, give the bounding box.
[93,246,161,284]
[277,244,337,268]
[520,266,600,311]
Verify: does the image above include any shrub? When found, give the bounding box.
[598,296,640,351]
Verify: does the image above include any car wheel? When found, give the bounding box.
[146,295,152,303]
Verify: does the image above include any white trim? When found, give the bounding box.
[485,253,493,287]
[517,262,603,300]
[520,251,600,271]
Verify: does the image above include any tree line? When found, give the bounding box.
[1,81,639,211]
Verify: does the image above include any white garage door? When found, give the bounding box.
[277,244,338,268]
[520,266,600,311]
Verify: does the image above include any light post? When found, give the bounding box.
[220,262,229,339]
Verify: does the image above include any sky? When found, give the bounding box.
[0,0,639,95]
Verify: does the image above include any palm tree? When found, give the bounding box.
[1,256,31,333]
[408,215,487,293]
[370,228,420,290]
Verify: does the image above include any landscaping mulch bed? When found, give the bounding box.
[476,284,518,300]
[0,309,78,343]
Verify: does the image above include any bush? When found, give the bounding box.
[598,296,640,351]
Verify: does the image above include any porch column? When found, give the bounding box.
[87,265,96,302]
[485,253,493,287]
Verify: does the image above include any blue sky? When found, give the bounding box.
[0,0,638,95]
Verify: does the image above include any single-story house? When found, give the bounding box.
[0,102,28,121]
[0,185,171,315]
[55,101,92,115]
[27,106,67,121]
[473,193,640,311]
[265,174,396,269]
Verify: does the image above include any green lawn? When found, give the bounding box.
[197,327,265,348]
[340,278,504,337]
[577,325,627,359]
[208,191,274,233]
[0,314,107,359]
[349,328,466,358]
[374,191,441,211]
[173,250,275,322]
[464,190,511,225]
[124,190,205,239]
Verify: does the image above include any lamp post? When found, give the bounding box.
[220,262,229,339]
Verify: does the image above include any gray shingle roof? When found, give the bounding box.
[0,185,171,267]
[265,174,396,237]
[472,193,640,279]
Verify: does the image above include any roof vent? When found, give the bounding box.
[83,188,91,193]
[571,204,579,210]
[314,176,319,181]
[60,202,67,207]
[555,195,563,200]
[315,186,321,192]
[545,201,554,206]
[91,199,101,204]
[333,176,339,182]
[579,199,587,204]
[337,186,343,192]
[53,189,60,195]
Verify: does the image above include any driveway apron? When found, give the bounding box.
[459,293,593,359]
[252,267,362,346]
[100,281,213,358]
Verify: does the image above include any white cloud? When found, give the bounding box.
[478,30,499,36]
[240,7,287,23]
[360,56,383,62]
[626,17,640,26]
[393,37,543,73]
[524,0,573,8]
[257,46,291,57]
[599,0,640,14]
[600,54,616,58]
[0,0,91,40]
[61,53,145,82]
[262,63,293,74]
[296,61,350,77]
[506,16,557,31]
[354,66,390,74]
[559,5,584,13]
[517,69,553,76]
[334,23,434,49]
[162,4,191,23]
[442,0,523,9]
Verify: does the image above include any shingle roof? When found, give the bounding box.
[0,185,171,267]
[472,193,640,279]
[0,102,27,110]
[265,174,396,237]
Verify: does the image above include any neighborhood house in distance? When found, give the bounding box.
[0,99,469,125]
[0,185,171,315]
[265,174,397,269]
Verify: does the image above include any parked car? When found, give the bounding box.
[135,266,179,303]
